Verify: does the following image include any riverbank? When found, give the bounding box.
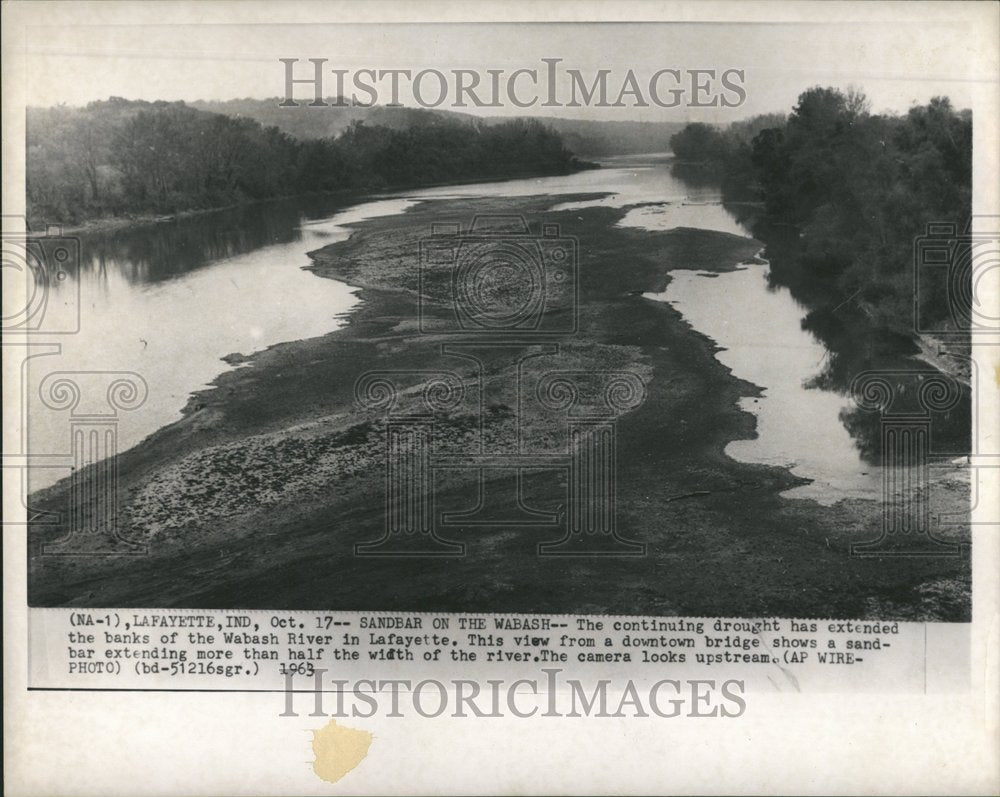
[27,192,970,618]
[52,203,279,237]
[47,165,602,237]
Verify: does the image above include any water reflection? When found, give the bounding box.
[631,162,972,502]
[738,209,971,466]
[647,264,970,504]
[24,158,970,502]
[75,194,356,286]
[27,194,412,492]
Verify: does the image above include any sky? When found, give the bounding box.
[19,19,996,122]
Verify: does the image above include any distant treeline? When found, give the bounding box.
[669,88,972,335]
[192,98,687,157]
[27,98,590,227]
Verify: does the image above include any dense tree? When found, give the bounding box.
[26,100,587,227]
[668,122,729,163]
[669,88,972,336]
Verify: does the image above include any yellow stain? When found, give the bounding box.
[310,720,372,784]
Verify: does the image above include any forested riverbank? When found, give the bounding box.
[669,88,972,344]
[26,98,593,229]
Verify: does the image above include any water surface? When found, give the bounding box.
[27,156,921,503]
[645,264,883,503]
[27,197,414,489]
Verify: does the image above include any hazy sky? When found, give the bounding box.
[21,20,995,121]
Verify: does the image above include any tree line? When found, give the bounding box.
[669,88,972,335]
[27,98,589,227]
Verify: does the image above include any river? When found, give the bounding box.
[26,156,906,500]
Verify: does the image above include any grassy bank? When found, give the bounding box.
[27,193,970,618]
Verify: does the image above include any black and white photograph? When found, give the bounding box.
[4,1,998,795]
[15,18,982,617]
